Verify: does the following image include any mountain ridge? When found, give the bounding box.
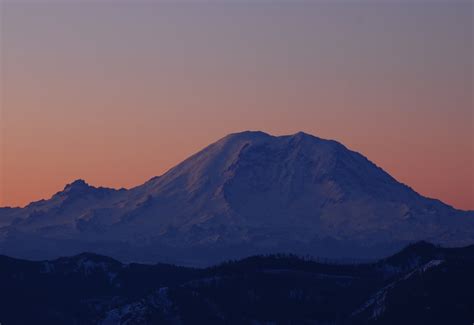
[0,241,473,324]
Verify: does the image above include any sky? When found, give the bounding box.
[0,0,472,210]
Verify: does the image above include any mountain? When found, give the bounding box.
[0,242,473,324]
[1,131,473,265]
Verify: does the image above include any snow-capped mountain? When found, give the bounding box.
[1,131,473,265]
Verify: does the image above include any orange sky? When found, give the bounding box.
[1,1,473,210]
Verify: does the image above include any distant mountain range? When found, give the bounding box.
[1,242,473,324]
[1,131,473,265]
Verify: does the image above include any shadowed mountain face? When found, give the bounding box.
[0,242,473,324]
[1,131,473,265]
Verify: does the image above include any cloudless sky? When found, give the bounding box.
[1,0,473,209]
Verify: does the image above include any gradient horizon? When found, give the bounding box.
[1,1,473,210]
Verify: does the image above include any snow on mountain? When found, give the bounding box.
[0,131,473,265]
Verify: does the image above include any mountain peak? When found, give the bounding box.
[226,130,316,139]
[291,131,313,138]
[63,179,91,191]
[286,131,324,145]
[221,131,325,147]
[223,130,272,141]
